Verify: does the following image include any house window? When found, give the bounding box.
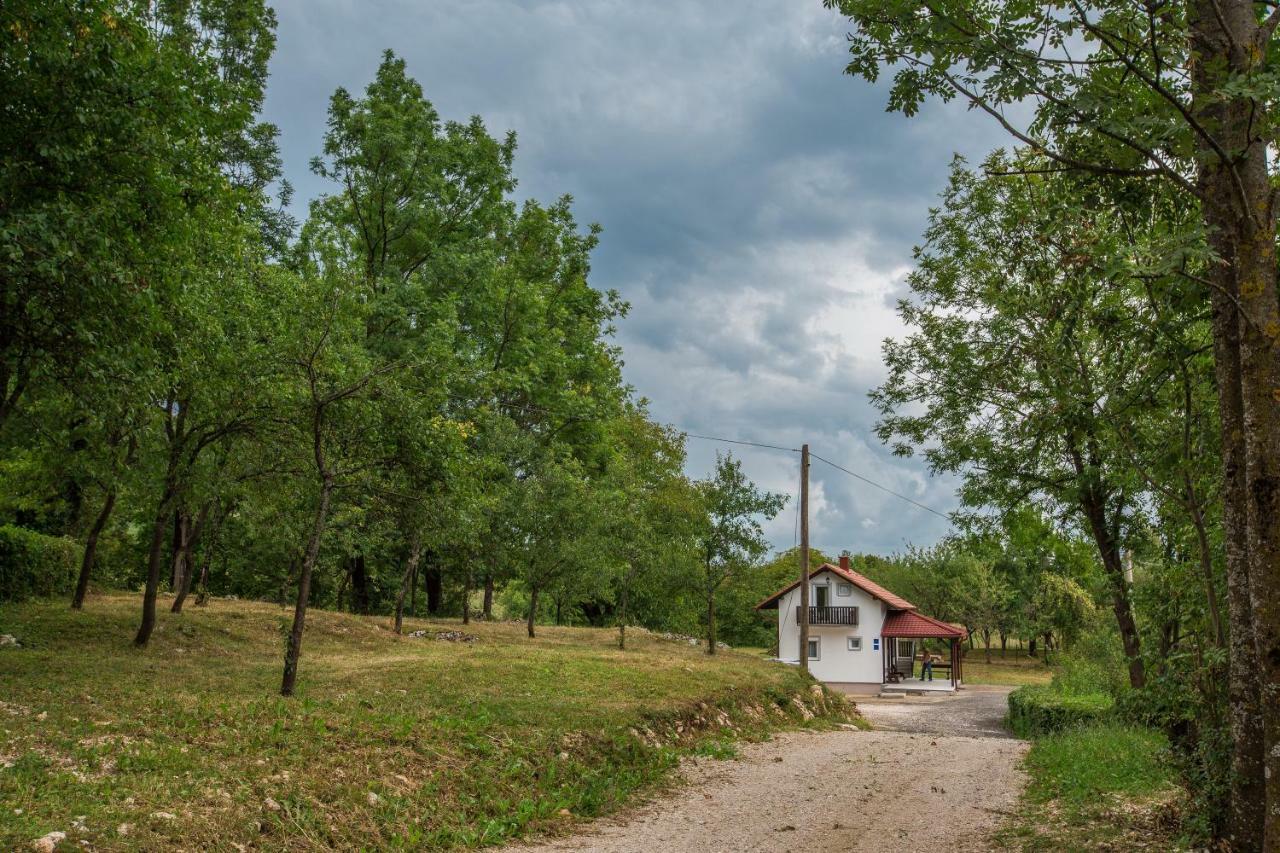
[872,638,880,652]
[847,636,862,651]
[897,639,914,658]
[836,583,852,597]
[805,637,820,660]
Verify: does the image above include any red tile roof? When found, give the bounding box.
[755,563,915,611]
[880,609,966,638]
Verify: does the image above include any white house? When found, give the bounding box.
[755,554,966,694]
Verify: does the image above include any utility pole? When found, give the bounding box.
[799,443,810,673]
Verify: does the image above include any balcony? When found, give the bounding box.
[796,605,859,626]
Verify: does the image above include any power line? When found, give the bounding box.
[680,431,951,522]
[682,433,800,453]
[809,452,952,521]
[434,402,945,522]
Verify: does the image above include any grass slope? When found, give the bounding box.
[0,594,850,851]
[996,724,1183,851]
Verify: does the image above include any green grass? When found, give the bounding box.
[997,724,1183,851]
[0,593,852,851]
[960,653,1055,687]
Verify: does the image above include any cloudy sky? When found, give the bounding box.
[261,0,1009,556]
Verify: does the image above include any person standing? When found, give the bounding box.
[921,646,934,681]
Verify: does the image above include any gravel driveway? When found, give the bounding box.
[505,686,1026,853]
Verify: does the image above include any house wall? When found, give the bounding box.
[776,569,885,688]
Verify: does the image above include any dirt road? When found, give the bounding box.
[506,686,1026,853]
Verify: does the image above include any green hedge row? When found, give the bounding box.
[1008,683,1114,738]
[0,525,82,602]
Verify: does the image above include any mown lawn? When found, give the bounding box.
[996,723,1184,851]
[0,594,846,851]
[961,652,1055,686]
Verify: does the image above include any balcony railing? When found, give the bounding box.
[796,605,859,626]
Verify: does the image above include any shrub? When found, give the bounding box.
[0,525,81,602]
[1008,683,1114,738]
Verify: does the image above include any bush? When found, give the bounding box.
[1008,683,1114,738]
[0,525,81,602]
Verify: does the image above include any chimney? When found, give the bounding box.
[839,551,851,571]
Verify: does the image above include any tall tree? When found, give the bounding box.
[872,156,1173,688]
[822,2,1280,840]
[695,453,785,655]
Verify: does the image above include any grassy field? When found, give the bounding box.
[0,594,851,851]
[960,651,1055,686]
[996,723,1183,851]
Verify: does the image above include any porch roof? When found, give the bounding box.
[880,609,966,639]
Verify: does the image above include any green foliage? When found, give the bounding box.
[0,525,81,602]
[716,548,832,650]
[1008,684,1114,739]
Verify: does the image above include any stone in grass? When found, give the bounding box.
[30,832,65,852]
[0,634,20,647]
[407,630,478,643]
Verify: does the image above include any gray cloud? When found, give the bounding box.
[262,0,1009,555]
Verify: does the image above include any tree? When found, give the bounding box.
[1030,574,1096,665]
[695,453,786,655]
[501,456,600,639]
[822,2,1280,840]
[278,264,399,697]
[871,155,1166,688]
[598,410,700,649]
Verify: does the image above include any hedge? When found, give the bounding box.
[0,525,82,602]
[1008,683,1114,738]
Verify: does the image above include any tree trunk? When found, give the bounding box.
[983,628,992,664]
[409,561,417,617]
[169,509,184,590]
[194,501,224,607]
[1189,4,1280,843]
[526,585,538,638]
[172,502,211,614]
[194,547,213,606]
[618,570,631,650]
[1028,636,1037,658]
[425,563,442,615]
[705,582,717,656]
[393,536,423,634]
[1000,633,1007,658]
[71,489,116,610]
[349,553,370,615]
[282,476,335,696]
[1185,495,1226,650]
[1080,495,1145,688]
[335,562,350,613]
[134,481,176,647]
[461,563,472,625]
[1211,282,1267,850]
[483,574,494,620]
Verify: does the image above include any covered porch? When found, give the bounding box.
[880,610,967,690]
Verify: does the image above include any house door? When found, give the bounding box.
[813,584,829,607]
